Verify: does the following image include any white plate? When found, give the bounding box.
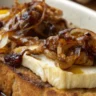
[0,0,96,32]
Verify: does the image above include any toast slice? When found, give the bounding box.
[0,1,96,96]
[0,63,96,96]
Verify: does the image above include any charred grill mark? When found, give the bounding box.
[17,71,52,88]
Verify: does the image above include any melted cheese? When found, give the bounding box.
[67,66,83,74]
[20,46,96,89]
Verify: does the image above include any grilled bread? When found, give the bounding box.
[1,63,96,96]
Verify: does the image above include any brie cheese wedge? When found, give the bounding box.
[16,46,96,89]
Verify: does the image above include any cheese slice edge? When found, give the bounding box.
[22,53,96,89]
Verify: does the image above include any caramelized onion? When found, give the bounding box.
[0,33,8,48]
[0,47,9,54]
[22,0,47,37]
[44,49,57,60]
[0,0,96,70]
[75,47,81,56]
[1,0,67,38]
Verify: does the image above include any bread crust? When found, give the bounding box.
[0,63,96,96]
